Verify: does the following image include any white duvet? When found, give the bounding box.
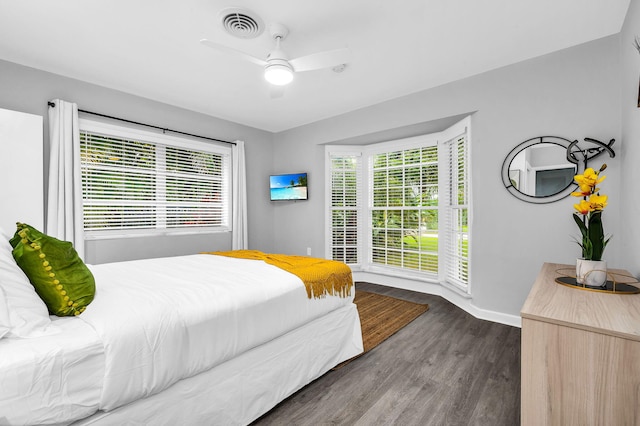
[83,254,353,412]
[0,254,354,425]
[0,317,104,425]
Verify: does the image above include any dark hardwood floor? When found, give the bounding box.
[252,282,521,426]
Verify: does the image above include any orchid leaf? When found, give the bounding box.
[572,214,588,238]
[588,211,605,261]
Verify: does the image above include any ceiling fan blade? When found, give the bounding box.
[269,85,286,99]
[289,47,351,72]
[200,39,267,67]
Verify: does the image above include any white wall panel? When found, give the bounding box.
[0,108,43,233]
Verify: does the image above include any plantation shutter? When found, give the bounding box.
[80,127,229,235]
[441,129,470,290]
[328,152,362,265]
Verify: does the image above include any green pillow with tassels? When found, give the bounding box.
[9,223,95,316]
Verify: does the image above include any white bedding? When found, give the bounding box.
[0,317,104,425]
[82,254,353,412]
[0,253,358,425]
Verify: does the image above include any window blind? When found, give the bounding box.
[80,129,229,236]
[329,153,361,264]
[442,132,470,289]
[369,145,439,277]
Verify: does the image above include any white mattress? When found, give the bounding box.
[0,316,104,425]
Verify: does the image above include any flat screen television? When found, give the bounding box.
[270,172,308,201]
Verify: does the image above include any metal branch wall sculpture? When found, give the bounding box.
[566,137,616,169]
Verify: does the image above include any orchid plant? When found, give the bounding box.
[571,165,611,261]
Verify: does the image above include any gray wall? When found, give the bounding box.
[272,35,622,317]
[0,59,276,263]
[620,0,640,278]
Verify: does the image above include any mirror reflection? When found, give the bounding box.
[508,143,576,197]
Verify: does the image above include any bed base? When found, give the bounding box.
[72,303,362,426]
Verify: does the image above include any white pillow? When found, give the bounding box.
[0,226,52,338]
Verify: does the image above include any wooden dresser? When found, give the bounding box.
[521,263,640,425]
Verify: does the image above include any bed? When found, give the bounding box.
[0,232,363,425]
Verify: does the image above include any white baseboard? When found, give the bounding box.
[353,271,522,328]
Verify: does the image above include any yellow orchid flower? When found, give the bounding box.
[589,193,608,211]
[574,168,606,188]
[571,184,593,197]
[574,199,593,215]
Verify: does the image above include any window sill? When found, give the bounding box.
[439,280,472,299]
[360,264,439,284]
[351,264,471,298]
[84,227,231,240]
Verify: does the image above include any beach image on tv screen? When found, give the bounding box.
[270,173,308,200]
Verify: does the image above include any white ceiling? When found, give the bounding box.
[0,0,630,133]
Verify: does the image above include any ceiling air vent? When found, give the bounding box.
[219,8,264,39]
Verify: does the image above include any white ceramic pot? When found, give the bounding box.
[576,259,607,287]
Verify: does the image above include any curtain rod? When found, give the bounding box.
[47,101,235,145]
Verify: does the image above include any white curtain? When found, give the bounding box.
[231,140,248,250]
[47,99,84,259]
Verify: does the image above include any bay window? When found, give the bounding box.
[326,117,471,292]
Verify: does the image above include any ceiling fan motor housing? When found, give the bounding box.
[264,59,294,85]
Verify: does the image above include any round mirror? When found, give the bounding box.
[501,136,581,203]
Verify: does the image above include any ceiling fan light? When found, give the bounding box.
[264,63,293,86]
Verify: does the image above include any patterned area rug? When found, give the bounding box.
[335,289,429,369]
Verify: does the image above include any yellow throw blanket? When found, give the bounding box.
[206,250,353,299]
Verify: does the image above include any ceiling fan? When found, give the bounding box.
[200,22,351,97]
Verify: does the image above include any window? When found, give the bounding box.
[326,117,471,292]
[370,143,440,276]
[328,151,362,265]
[441,131,470,288]
[79,120,231,238]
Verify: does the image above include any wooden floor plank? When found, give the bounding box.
[252,282,521,426]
